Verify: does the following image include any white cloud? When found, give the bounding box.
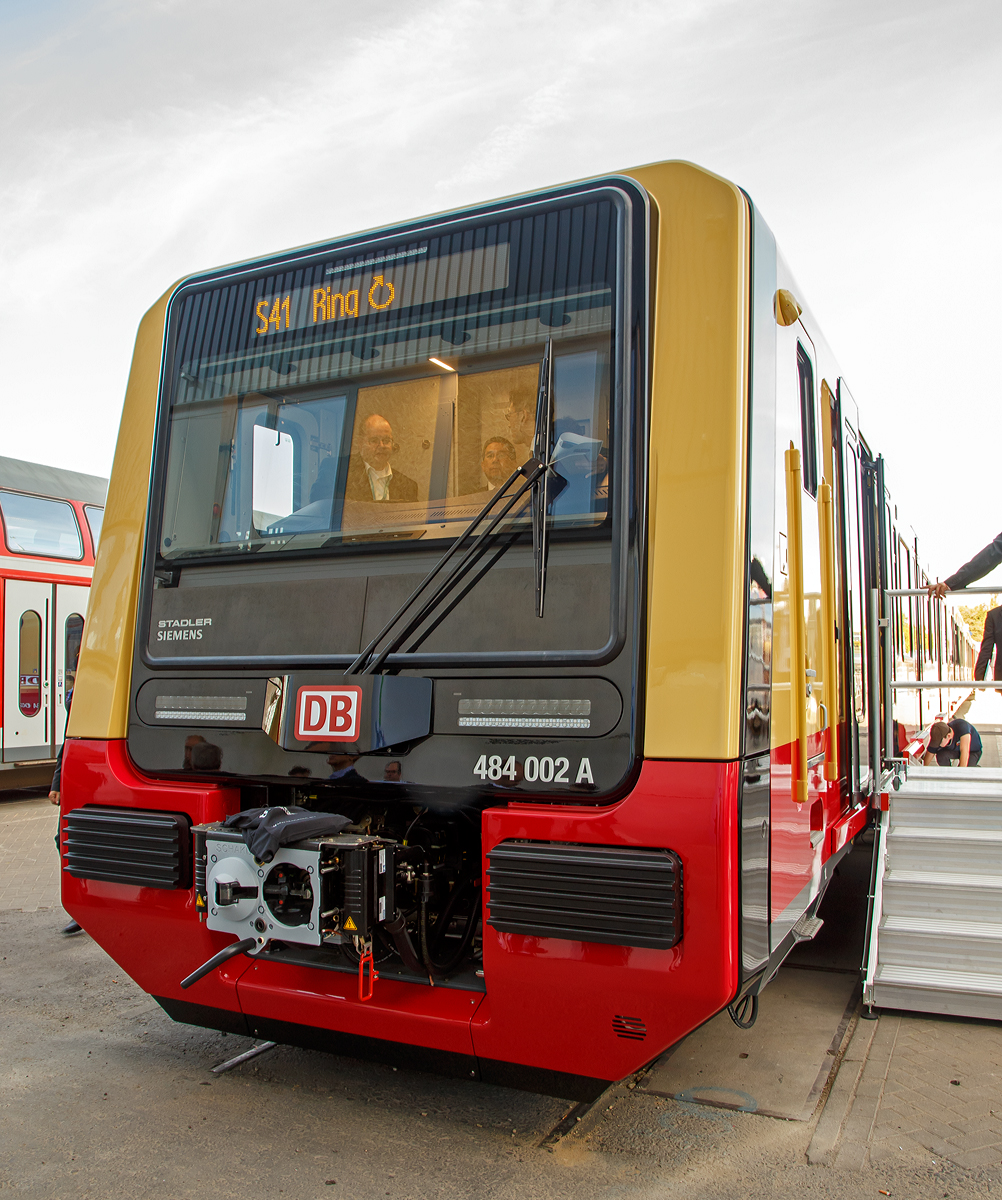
[1,0,1000,576]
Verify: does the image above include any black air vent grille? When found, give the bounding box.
[612,1014,647,1040]
[487,840,682,949]
[63,806,192,889]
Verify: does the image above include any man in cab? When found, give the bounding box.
[481,436,518,491]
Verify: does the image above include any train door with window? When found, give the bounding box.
[3,580,51,762]
[55,584,88,742]
[2,581,89,761]
[772,298,828,944]
[835,380,869,797]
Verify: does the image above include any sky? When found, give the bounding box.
[2,0,1001,581]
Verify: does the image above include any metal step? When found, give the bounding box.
[792,913,824,942]
[880,871,1002,921]
[886,827,1002,874]
[888,798,1002,829]
[888,825,1002,844]
[865,764,1002,1020]
[878,922,1002,974]
[896,767,1002,788]
[881,914,1002,940]
[872,964,1002,1021]
[876,963,1002,995]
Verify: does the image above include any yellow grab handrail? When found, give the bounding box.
[784,443,809,804]
[818,479,839,782]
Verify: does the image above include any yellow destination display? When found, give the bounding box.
[253,243,510,336]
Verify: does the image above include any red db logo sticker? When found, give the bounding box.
[295,686,362,741]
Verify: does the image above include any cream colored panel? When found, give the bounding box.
[68,285,180,740]
[625,161,750,762]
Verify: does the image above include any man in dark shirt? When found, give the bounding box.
[923,719,983,767]
[975,602,1002,685]
[930,532,1002,598]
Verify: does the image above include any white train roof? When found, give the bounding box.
[0,455,108,506]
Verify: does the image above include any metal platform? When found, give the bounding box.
[865,765,1002,1020]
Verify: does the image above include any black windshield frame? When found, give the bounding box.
[136,176,649,671]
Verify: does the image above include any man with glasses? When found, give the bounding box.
[346,414,418,502]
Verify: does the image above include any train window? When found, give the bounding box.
[64,614,84,708]
[158,196,616,561]
[18,611,42,717]
[796,345,818,497]
[84,505,104,550]
[252,425,296,529]
[0,491,83,560]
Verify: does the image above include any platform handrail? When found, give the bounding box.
[885,587,1001,596]
[890,680,1002,689]
[847,583,996,788]
[878,583,993,776]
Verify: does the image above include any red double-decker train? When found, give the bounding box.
[1,456,106,791]
[60,161,971,1098]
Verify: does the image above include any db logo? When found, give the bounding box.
[295,686,362,741]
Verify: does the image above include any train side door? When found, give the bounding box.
[837,382,869,796]
[771,316,827,945]
[3,580,52,763]
[54,584,89,745]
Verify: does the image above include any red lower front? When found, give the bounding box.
[61,740,740,1086]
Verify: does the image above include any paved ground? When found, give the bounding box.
[0,796,59,912]
[2,793,1000,1199]
[836,1013,1002,1171]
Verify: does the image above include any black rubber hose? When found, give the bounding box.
[419,898,434,974]
[382,913,424,974]
[423,883,482,976]
[428,878,474,956]
[180,938,257,989]
[727,993,759,1030]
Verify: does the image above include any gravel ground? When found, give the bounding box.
[2,907,1000,1199]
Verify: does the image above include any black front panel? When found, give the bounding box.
[486,840,682,949]
[149,553,612,662]
[63,806,192,889]
[126,672,633,798]
[129,176,648,806]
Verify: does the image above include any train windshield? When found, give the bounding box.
[158,198,617,563]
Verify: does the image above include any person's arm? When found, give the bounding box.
[931,532,1002,597]
[958,733,972,767]
[922,748,936,766]
[48,741,64,805]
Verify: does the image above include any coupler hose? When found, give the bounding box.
[181,937,257,989]
[727,992,759,1030]
[382,913,424,975]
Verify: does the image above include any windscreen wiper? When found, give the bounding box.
[346,340,559,674]
[346,460,544,674]
[532,337,554,617]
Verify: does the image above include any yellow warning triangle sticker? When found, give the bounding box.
[343,916,357,931]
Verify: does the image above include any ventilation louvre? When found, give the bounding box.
[487,840,682,949]
[612,1014,647,1040]
[63,805,192,890]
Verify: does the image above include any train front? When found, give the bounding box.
[60,166,749,1098]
